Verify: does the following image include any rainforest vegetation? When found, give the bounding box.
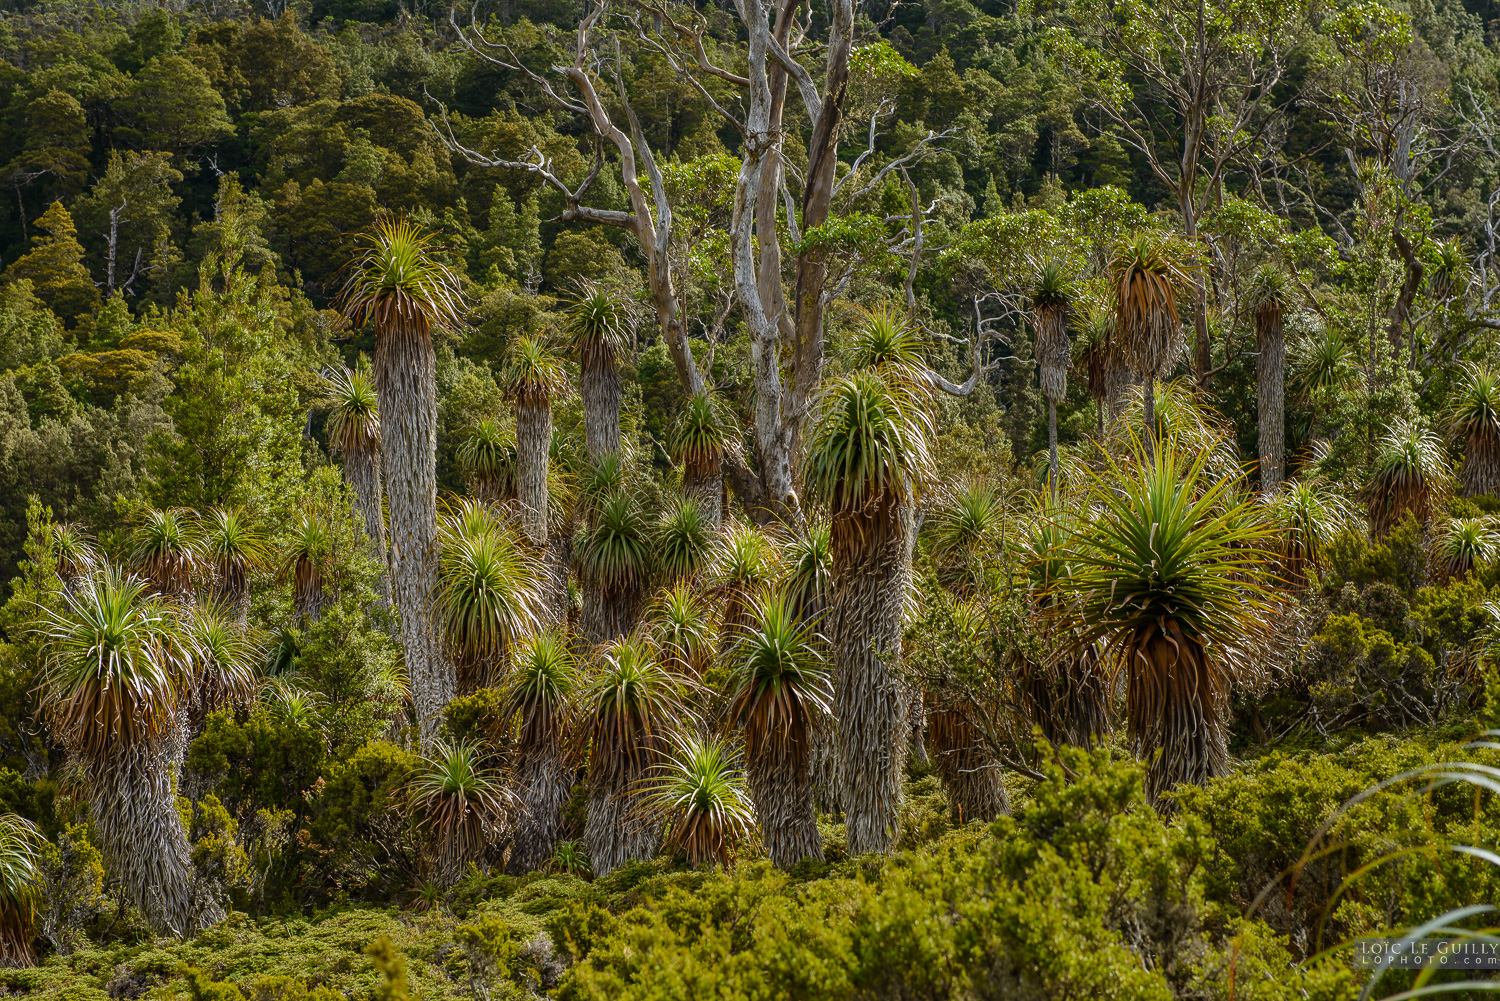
[1,0,1500,995]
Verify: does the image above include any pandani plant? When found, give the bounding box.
[923,598,1009,823]
[650,581,717,679]
[708,521,780,652]
[202,507,265,617]
[646,736,754,868]
[1030,260,1074,494]
[1265,477,1359,587]
[578,491,652,643]
[0,814,41,966]
[1445,363,1500,498]
[499,332,569,550]
[504,629,576,874]
[567,282,630,461]
[130,508,200,598]
[671,391,736,528]
[1244,264,1289,491]
[579,634,689,876]
[654,495,714,583]
[325,365,386,556]
[728,590,830,868]
[33,569,220,935]
[803,369,935,852]
[279,510,335,620]
[456,417,516,505]
[338,216,464,746]
[435,515,541,694]
[1435,516,1500,579]
[1054,445,1276,806]
[1366,418,1452,537]
[1110,231,1193,459]
[407,739,513,884]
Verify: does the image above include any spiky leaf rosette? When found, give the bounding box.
[1073,302,1119,417]
[1265,478,1359,586]
[650,582,717,677]
[581,635,690,786]
[408,739,514,879]
[565,282,631,367]
[279,511,334,619]
[671,391,737,482]
[647,736,754,867]
[0,814,40,966]
[1428,237,1466,301]
[202,507,265,606]
[1437,516,1500,578]
[184,600,259,717]
[443,497,503,544]
[847,305,928,381]
[1367,419,1453,536]
[780,521,833,625]
[499,333,569,407]
[1292,327,1357,404]
[1106,380,1240,480]
[578,453,627,516]
[506,629,575,747]
[580,492,651,589]
[457,418,517,503]
[130,508,201,597]
[34,569,189,761]
[655,496,713,581]
[339,217,465,350]
[803,371,936,564]
[1030,260,1073,403]
[1109,231,1192,380]
[929,481,1004,586]
[1053,448,1276,804]
[710,522,781,646]
[325,366,381,457]
[729,591,830,765]
[263,679,325,730]
[51,523,98,583]
[437,523,541,691]
[1446,363,1500,498]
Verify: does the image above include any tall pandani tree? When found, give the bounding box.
[1073,302,1127,436]
[1110,232,1193,458]
[280,511,336,621]
[34,570,228,934]
[325,366,386,557]
[1445,363,1500,498]
[728,591,830,868]
[436,509,540,694]
[925,598,1009,823]
[804,370,935,853]
[671,392,736,528]
[499,333,569,536]
[1436,516,1500,580]
[578,491,652,643]
[709,521,780,651]
[202,507,264,619]
[0,814,41,965]
[928,481,1005,594]
[407,739,513,885]
[781,521,833,627]
[580,635,689,876]
[1367,419,1453,537]
[457,418,516,505]
[1245,265,1289,491]
[1055,447,1275,806]
[504,629,576,874]
[1030,261,1074,494]
[182,599,261,737]
[51,523,99,593]
[338,216,464,746]
[130,508,200,599]
[646,737,754,868]
[567,283,630,461]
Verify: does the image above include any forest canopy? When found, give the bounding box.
[0,0,1499,997]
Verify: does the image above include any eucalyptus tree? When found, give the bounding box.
[729,591,830,868]
[1246,266,1289,491]
[1031,262,1073,493]
[1367,419,1452,537]
[325,366,385,556]
[1446,364,1500,498]
[581,635,688,876]
[34,570,237,934]
[505,630,576,874]
[1056,449,1275,804]
[338,218,465,745]
[804,371,935,852]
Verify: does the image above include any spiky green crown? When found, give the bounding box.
[325,366,380,456]
[566,283,630,366]
[500,333,569,406]
[671,392,737,468]
[580,492,652,587]
[339,217,465,340]
[655,496,712,581]
[847,306,928,374]
[803,371,936,517]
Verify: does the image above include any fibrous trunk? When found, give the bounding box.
[831,501,911,854]
[1463,426,1500,497]
[927,708,1008,824]
[748,741,823,869]
[1128,624,1228,807]
[515,400,552,547]
[581,357,622,462]
[1256,308,1286,492]
[541,535,571,627]
[344,446,387,557]
[86,740,222,936]
[507,744,572,875]
[807,711,842,816]
[376,331,451,745]
[584,769,658,877]
[683,456,723,530]
[581,580,639,644]
[1020,645,1110,750]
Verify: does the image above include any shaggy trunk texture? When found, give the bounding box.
[1047,399,1059,490]
[376,329,451,745]
[1035,304,1069,491]
[1142,381,1157,460]
[808,713,842,816]
[682,454,723,530]
[1256,303,1286,491]
[832,499,911,854]
[515,400,551,548]
[581,356,622,462]
[507,745,572,875]
[581,580,640,644]
[1105,351,1135,425]
[87,741,222,937]
[584,770,658,877]
[1021,648,1110,750]
[928,709,1009,824]
[541,535,571,627]
[1128,624,1228,807]
[1463,425,1500,497]
[344,445,387,557]
[748,739,823,869]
